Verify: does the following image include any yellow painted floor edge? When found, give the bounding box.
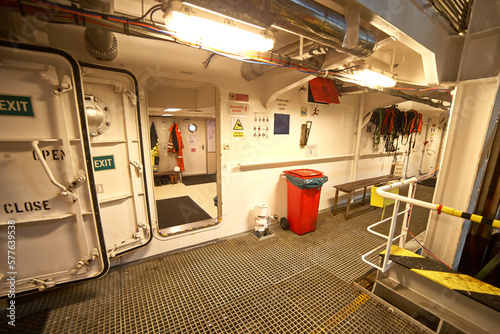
[412,269,500,296]
[310,294,370,333]
[380,245,424,258]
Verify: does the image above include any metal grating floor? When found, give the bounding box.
[1,185,434,333]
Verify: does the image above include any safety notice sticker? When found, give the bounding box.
[229,92,249,102]
[232,117,245,138]
[233,119,244,130]
[0,95,34,117]
[228,102,249,114]
[93,155,115,171]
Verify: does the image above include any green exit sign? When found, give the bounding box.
[0,95,34,117]
[93,155,115,171]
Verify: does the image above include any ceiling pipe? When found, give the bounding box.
[168,0,377,58]
[80,0,118,60]
[241,40,329,81]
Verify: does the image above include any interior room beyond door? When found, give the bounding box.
[181,118,207,176]
[147,79,219,236]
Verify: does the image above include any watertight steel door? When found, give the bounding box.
[81,64,152,258]
[0,42,109,296]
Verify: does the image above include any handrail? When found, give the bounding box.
[367,209,410,239]
[358,152,403,159]
[237,152,401,172]
[363,177,500,273]
[362,179,416,272]
[376,177,435,210]
[238,154,354,171]
[376,178,500,228]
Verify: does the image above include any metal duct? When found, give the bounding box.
[80,0,118,60]
[171,0,377,58]
[241,40,329,81]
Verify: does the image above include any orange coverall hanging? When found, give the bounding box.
[167,122,185,172]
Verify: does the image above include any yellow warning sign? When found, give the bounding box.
[232,131,244,138]
[233,119,244,130]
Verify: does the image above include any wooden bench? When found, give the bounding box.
[333,174,399,220]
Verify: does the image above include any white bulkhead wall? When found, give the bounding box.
[11,0,465,265]
[353,0,500,268]
[426,78,500,266]
[28,21,403,263]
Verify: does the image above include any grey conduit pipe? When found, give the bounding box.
[241,40,328,81]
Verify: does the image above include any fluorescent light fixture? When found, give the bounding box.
[163,108,182,112]
[161,113,174,117]
[350,68,396,88]
[164,1,274,53]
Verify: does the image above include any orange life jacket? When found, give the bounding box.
[168,123,185,172]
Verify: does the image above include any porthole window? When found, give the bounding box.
[188,123,197,133]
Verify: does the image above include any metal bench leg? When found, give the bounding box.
[362,186,367,205]
[345,191,353,220]
[333,189,339,215]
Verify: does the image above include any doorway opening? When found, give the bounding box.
[147,79,220,236]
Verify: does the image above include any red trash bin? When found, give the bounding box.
[283,169,327,235]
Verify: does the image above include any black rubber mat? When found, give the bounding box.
[182,174,216,186]
[157,196,212,229]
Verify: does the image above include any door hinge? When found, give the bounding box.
[130,160,143,174]
[69,170,87,189]
[133,221,149,239]
[40,65,59,86]
[121,87,137,105]
[76,248,100,269]
[138,221,148,230]
[31,278,56,291]
[53,75,73,95]
[108,245,119,258]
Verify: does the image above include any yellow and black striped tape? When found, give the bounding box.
[437,205,500,229]
[382,245,500,312]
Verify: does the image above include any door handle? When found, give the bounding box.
[32,140,78,201]
[201,144,205,150]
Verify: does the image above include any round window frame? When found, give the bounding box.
[188,123,197,133]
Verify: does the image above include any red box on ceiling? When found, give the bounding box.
[308,77,340,104]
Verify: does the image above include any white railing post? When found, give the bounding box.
[381,198,400,271]
[399,182,415,248]
[362,178,419,273]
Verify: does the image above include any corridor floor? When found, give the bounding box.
[1,185,435,333]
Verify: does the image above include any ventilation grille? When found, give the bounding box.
[431,0,474,34]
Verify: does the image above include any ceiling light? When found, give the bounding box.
[161,113,174,117]
[163,108,182,112]
[350,67,396,88]
[164,1,274,53]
